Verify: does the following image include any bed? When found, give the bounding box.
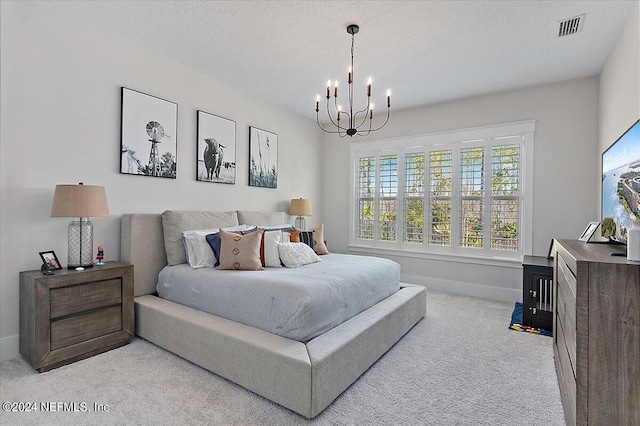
[120,210,426,418]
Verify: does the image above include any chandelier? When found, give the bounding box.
[315,24,391,137]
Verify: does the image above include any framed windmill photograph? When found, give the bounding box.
[249,126,278,188]
[197,111,236,184]
[120,87,178,179]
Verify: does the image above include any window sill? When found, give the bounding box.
[348,245,522,269]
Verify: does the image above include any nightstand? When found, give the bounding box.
[20,262,134,372]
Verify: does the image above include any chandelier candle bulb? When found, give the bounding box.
[367,77,372,96]
[387,90,391,107]
[326,80,331,98]
[348,66,352,83]
[315,95,320,112]
[334,81,338,98]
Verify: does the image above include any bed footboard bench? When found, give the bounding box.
[135,285,425,418]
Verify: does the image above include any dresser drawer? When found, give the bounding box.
[555,318,577,425]
[50,279,122,319]
[556,255,577,369]
[50,305,122,350]
[557,255,577,299]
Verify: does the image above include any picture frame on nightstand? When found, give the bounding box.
[39,250,62,270]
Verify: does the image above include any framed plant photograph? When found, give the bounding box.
[120,87,178,179]
[39,250,62,270]
[197,111,236,184]
[249,126,278,188]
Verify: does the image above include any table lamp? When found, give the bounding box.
[289,198,312,229]
[51,183,109,270]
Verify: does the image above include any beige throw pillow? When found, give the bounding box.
[217,228,264,270]
[312,224,330,255]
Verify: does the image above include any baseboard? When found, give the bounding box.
[401,274,522,303]
[0,334,19,361]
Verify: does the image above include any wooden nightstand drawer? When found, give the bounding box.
[51,279,122,319]
[51,305,122,350]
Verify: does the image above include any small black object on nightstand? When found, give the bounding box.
[40,263,55,276]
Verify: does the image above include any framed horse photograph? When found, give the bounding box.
[196,110,236,184]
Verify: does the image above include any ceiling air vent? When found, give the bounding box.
[558,14,585,37]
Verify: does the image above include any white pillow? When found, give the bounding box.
[278,242,322,268]
[263,231,283,267]
[182,225,249,268]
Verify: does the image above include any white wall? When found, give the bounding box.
[322,77,600,300]
[0,3,323,359]
[599,1,639,154]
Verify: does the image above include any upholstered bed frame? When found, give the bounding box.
[120,212,426,418]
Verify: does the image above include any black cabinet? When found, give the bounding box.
[522,255,553,331]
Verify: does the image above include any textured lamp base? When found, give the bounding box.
[68,218,94,269]
[295,216,306,230]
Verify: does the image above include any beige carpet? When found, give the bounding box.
[0,290,565,425]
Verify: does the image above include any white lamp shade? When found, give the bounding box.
[51,184,109,218]
[289,198,312,216]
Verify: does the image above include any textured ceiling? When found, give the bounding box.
[35,1,634,120]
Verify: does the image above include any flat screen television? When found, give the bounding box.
[601,118,640,243]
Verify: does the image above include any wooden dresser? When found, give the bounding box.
[553,239,639,426]
[20,262,134,372]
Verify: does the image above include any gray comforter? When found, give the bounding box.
[156,253,400,342]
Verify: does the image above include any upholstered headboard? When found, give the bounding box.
[121,213,166,297]
[120,211,288,297]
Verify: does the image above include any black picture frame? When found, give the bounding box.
[249,126,278,188]
[196,110,236,184]
[39,250,62,270]
[578,221,601,242]
[547,239,555,259]
[120,87,178,179]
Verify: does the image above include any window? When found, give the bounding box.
[378,155,398,242]
[356,156,375,240]
[404,152,425,244]
[350,121,534,261]
[429,150,452,246]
